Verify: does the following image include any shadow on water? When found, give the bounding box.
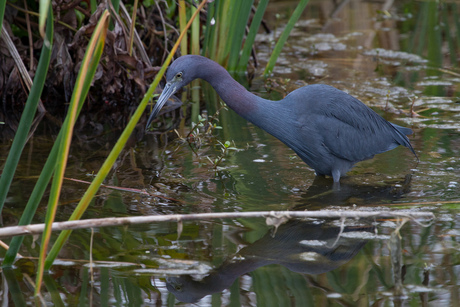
[166,219,374,303]
[296,174,414,210]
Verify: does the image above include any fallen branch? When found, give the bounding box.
[0,210,435,239]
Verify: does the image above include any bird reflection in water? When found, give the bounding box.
[164,175,413,303]
[166,219,374,303]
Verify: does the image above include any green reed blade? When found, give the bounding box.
[203,0,218,58]
[191,4,200,55]
[34,10,111,296]
[237,0,269,71]
[0,5,53,215]
[3,135,58,266]
[264,0,309,76]
[39,0,51,37]
[454,4,460,52]
[3,7,105,265]
[441,4,457,66]
[201,0,215,57]
[109,0,120,30]
[179,0,188,55]
[216,0,231,64]
[43,275,65,307]
[227,0,253,71]
[224,0,243,65]
[0,0,6,35]
[44,0,209,271]
[3,268,27,306]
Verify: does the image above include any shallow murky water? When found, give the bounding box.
[1,0,460,306]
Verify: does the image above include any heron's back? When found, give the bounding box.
[278,84,415,179]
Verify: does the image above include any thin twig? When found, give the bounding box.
[63,177,184,203]
[90,227,94,307]
[23,274,46,305]
[128,0,139,56]
[0,24,46,113]
[155,0,169,62]
[368,199,460,206]
[119,2,151,64]
[0,210,435,239]
[108,1,130,49]
[24,0,33,70]
[0,240,24,257]
[7,2,78,32]
[90,228,94,283]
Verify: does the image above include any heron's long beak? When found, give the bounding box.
[145,82,177,130]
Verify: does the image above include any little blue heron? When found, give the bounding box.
[146,55,416,182]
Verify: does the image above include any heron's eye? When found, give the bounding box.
[176,72,183,79]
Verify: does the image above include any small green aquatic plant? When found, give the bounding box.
[207,140,239,170]
[174,105,240,170]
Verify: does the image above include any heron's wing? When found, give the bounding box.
[298,91,414,162]
[390,123,413,136]
[313,115,398,162]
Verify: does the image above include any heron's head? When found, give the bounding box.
[146,55,206,129]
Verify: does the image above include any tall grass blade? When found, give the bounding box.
[128,0,139,56]
[109,0,120,30]
[441,4,457,66]
[191,4,200,55]
[237,0,269,71]
[414,2,428,56]
[90,0,97,14]
[3,136,59,266]
[43,0,209,271]
[39,0,51,37]
[3,268,27,306]
[203,0,217,58]
[216,0,231,64]
[34,10,111,296]
[119,2,151,64]
[0,5,53,215]
[224,0,243,65]
[227,0,253,71]
[178,0,187,55]
[43,275,65,307]
[190,4,201,122]
[454,4,460,52]
[264,0,309,76]
[3,6,106,266]
[426,1,442,68]
[201,0,215,57]
[0,0,6,35]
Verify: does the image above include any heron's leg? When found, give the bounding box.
[332,181,341,190]
[332,169,341,183]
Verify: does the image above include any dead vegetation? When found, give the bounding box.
[0,1,183,139]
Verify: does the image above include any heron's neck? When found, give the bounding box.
[199,64,287,135]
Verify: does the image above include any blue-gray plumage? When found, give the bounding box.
[146,55,416,182]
